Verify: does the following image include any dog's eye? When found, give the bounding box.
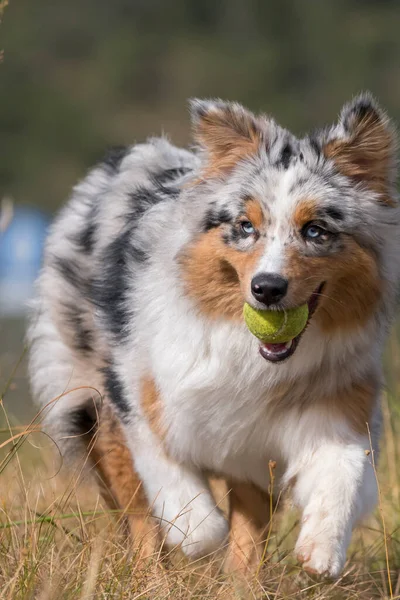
[303,223,329,241]
[240,221,255,235]
[306,225,322,238]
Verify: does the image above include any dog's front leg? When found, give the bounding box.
[131,428,229,559]
[289,429,377,578]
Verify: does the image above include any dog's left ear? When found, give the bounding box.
[189,99,264,174]
[323,93,397,202]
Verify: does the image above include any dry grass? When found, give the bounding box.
[1,345,400,599]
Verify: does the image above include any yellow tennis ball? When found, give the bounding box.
[243,303,309,343]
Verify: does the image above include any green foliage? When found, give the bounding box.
[1,0,400,212]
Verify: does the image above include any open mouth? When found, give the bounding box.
[259,283,324,363]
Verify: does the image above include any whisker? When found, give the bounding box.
[299,276,320,283]
[314,291,344,308]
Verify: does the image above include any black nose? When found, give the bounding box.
[251,273,288,306]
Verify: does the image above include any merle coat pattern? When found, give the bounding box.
[28,94,400,577]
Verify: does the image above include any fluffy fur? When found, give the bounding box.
[28,93,400,577]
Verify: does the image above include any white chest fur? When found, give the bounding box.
[144,304,336,488]
[132,262,379,491]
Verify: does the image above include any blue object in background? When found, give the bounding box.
[0,205,50,316]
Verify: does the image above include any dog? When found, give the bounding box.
[28,93,399,578]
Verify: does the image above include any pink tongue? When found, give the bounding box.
[264,342,290,352]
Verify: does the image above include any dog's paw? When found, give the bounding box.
[181,508,229,559]
[295,540,345,578]
[295,515,347,578]
[164,503,228,559]
[182,509,229,558]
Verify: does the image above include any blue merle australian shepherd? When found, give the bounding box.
[28,94,400,577]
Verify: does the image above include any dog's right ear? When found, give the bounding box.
[323,93,397,203]
[189,99,264,175]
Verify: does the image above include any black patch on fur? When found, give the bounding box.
[69,403,99,438]
[130,243,149,263]
[82,222,96,252]
[91,182,179,341]
[59,298,94,354]
[151,168,189,199]
[308,135,321,156]
[343,99,375,131]
[91,185,169,340]
[102,146,129,173]
[353,101,371,120]
[128,185,166,218]
[75,326,93,353]
[155,167,191,183]
[203,207,233,231]
[222,226,241,245]
[193,102,207,119]
[53,257,86,292]
[103,366,130,416]
[91,229,134,339]
[279,144,292,169]
[70,203,99,255]
[76,221,97,254]
[324,206,344,221]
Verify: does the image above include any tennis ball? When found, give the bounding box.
[243,303,309,343]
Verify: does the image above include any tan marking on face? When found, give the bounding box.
[284,238,381,334]
[141,376,167,441]
[318,239,381,332]
[179,228,263,320]
[245,198,265,230]
[323,110,395,205]
[289,198,381,331]
[293,199,317,230]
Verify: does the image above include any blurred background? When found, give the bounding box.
[1,0,400,421]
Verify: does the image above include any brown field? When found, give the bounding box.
[0,334,400,600]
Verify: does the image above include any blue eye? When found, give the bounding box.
[306,226,321,238]
[303,223,329,241]
[240,221,255,235]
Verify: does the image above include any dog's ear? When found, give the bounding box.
[323,93,397,202]
[189,99,264,174]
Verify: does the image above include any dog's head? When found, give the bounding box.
[179,94,398,362]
